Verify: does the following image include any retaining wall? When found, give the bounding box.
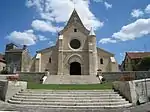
[0,80,27,101]
[113,79,150,105]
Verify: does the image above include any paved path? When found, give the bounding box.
[0,101,150,112]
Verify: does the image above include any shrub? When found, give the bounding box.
[0,69,9,74]
[6,74,19,81]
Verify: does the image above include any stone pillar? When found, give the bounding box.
[35,53,41,72]
[57,35,64,75]
[88,35,97,75]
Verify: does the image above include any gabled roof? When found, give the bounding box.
[59,9,89,35]
[67,9,84,28]
[126,52,150,59]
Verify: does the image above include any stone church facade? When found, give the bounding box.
[30,9,118,75]
[4,10,118,75]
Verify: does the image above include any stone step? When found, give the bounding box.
[11,97,126,102]
[20,91,117,94]
[13,95,123,99]
[8,99,130,106]
[8,89,132,109]
[24,89,114,92]
[9,103,132,109]
[16,93,119,96]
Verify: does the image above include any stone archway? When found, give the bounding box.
[70,62,81,75]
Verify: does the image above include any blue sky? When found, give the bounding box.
[0,0,150,64]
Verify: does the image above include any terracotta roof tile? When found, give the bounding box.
[127,52,150,59]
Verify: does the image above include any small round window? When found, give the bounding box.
[70,39,81,49]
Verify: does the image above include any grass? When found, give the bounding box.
[27,82,113,90]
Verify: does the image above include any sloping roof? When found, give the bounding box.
[97,47,114,56]
[36,46,55,53]
[59,9,90,35]
[127,52,150,59]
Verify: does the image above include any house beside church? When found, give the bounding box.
[5,9,118,75]
[121,52,150,71]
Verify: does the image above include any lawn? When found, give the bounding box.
[27,82,113,90]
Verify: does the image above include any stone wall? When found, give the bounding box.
[0,72,45,83]
[113,81,137,105]
[102,71,150,81]
[5,52,22,73]
[0,62,6,72]
[19,72,45,83]
[21,50,32,72]
[0,80,8,101]
[113,79,150,105]
[0,80,27,101]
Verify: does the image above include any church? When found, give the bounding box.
[30,9,118,75]
[5,9,118,76]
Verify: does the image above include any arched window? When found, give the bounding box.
[49,57,51,63]
[100,58,103,64]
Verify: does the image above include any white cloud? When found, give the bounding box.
[6,30,37,46]
[92,0,112,10]
[26,0,103,30]
[112,18,150,41]
[128,51,145,53]
[145,4,150,14]
[92,0,103,2]
[99,38,117,44]
[104,2,112,10]
[32,20,59,32]
[131,9,144,18]
[48,41,55,46]
[100,18,150,44]
[38,35,48,41]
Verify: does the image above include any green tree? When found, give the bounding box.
[136,57,150,71]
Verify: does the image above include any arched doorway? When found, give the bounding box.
[70,62,81,75]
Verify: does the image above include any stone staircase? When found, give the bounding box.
[8,89,132,109]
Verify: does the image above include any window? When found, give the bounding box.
[70,39,81,49]
[100,58,103,64]
[49,58,51,63]
[74,28,77,32]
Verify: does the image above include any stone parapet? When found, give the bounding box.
[0,80,27,101]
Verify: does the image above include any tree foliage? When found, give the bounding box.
[136,57,150,71]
